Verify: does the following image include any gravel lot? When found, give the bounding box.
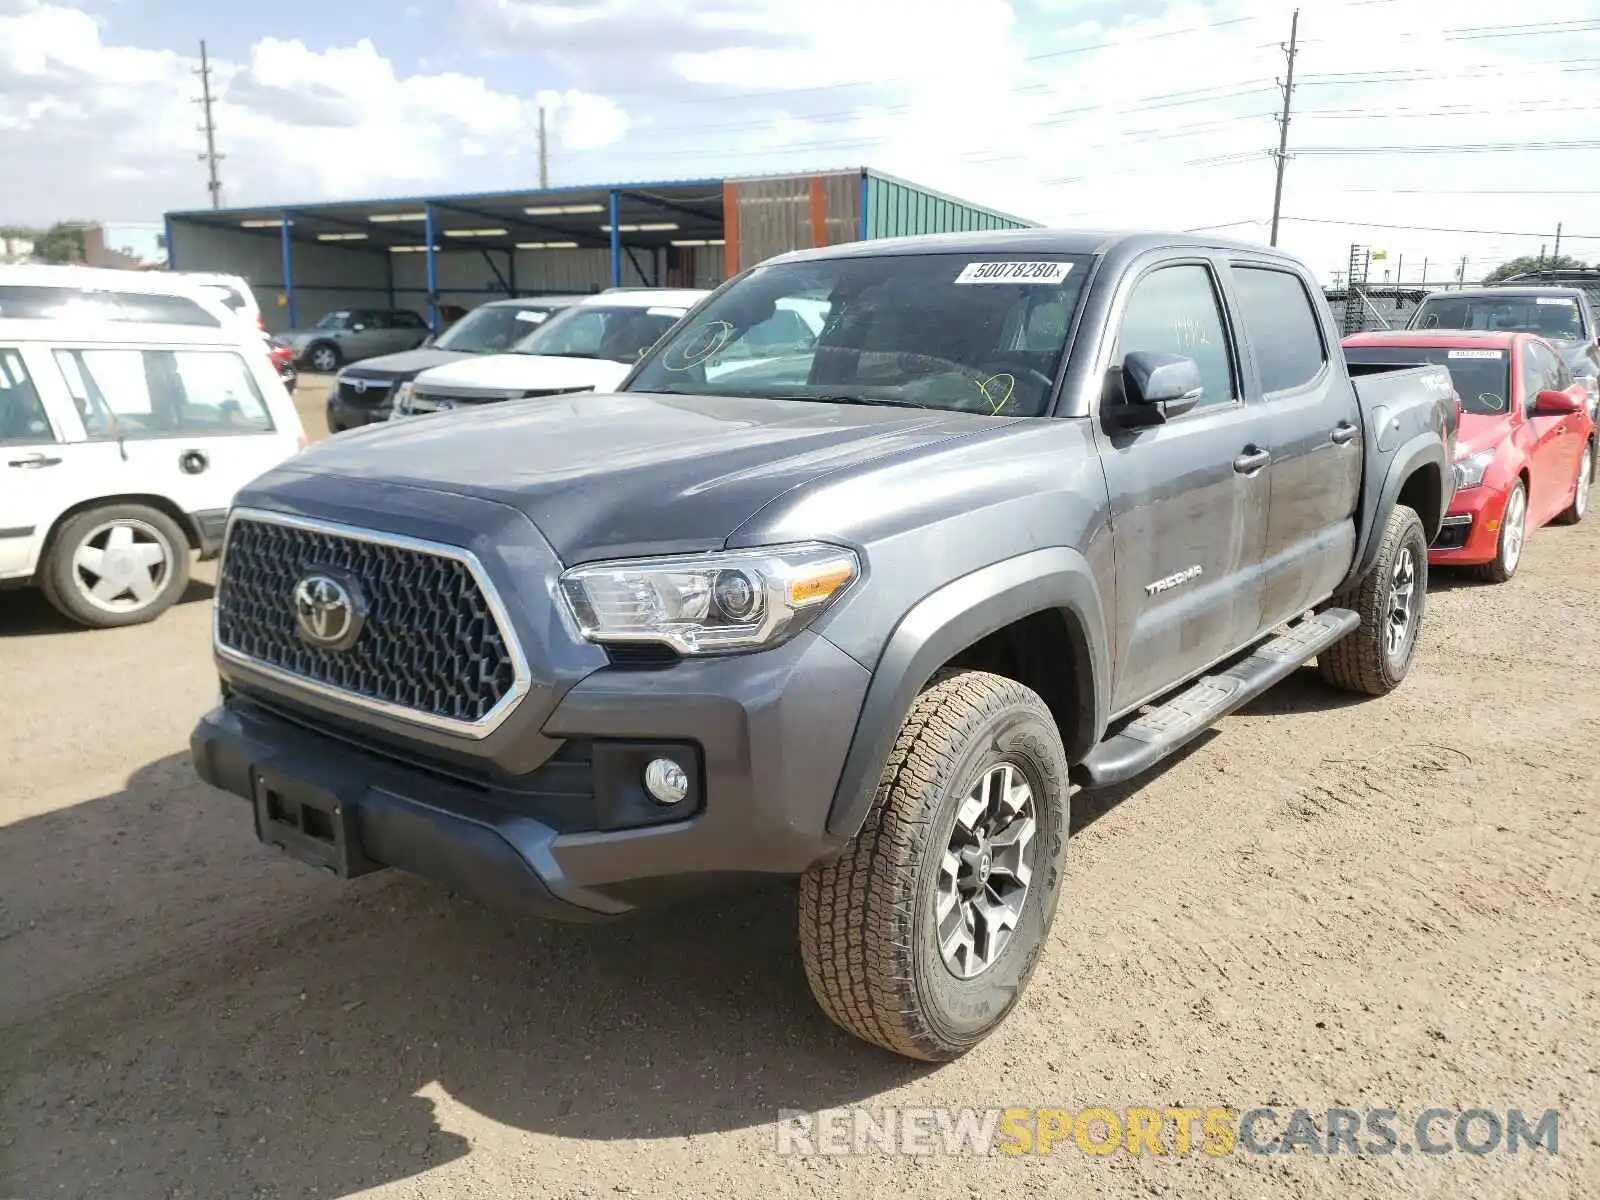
[2,380,1596,1198]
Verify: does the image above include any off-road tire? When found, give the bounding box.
[1317,503,1428,697]
[1553,438,1594,525]
[39,503,191,629]
[1472,480,1527,583]
[798,669,1070,1061]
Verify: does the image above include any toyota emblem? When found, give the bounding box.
[292,572,367,651]
[352,379,368,395]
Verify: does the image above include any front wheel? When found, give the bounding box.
[306,342,340,373]
[1472,480,1527,583]
[798,670,1070,1061]
[1317,503,1428,696]
[1554,440,1593,525]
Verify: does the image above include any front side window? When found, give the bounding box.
[0,348,54,443]
[1524,340,1564,414]
[1230,266,1327,394]
[53,348,275,438]
[314,311,349,330]
[1115,264,1235,409]
[627,253,1092,415]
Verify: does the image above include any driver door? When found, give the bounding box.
[1094,257,1273,714]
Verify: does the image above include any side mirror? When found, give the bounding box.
[1533,389,1583,415]
[1112,351,1203,426]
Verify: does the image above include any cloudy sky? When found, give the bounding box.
[2,0,1598,282]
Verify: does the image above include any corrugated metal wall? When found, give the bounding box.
[725,171,860,274]
[863,173,1033,239]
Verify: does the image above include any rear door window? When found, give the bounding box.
[1229,266,1328,395]
[53,348,275,438]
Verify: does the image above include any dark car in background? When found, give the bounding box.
[1407,286,1600,418]
[274,307,431,374]
[325,294,589,432]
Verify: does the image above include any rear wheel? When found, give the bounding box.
[40,504,191,628]
[1318,503,1427,696]
[1554,440,1593,525]
[1473,480,1527,583]
[798,670,1069,1061]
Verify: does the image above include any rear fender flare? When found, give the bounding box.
[1345,434,1447,591]
[823,547,1110,839]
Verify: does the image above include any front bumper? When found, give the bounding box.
[326,394,392,431]
[191,629,871,919]
[1429,483,1508,565]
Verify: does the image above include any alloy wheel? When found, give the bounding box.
[935,761,1038,980]
[71,519,171,614]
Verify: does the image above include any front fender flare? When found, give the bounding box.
[823,546,1110,839]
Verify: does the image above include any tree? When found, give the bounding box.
[1483,254,1588,285]
[0,221,90,263]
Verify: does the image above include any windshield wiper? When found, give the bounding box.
[765,392,931,410]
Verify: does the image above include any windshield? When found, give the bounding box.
[434,303,559,353]
[313,310,348,330]
[625,253,1091,415]
[1412,294,1585,343]
[513,304,687,363]
[1345,344,1511,416]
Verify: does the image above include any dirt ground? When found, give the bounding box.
[2,381,1596,1198]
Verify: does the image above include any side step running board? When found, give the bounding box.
[1074,608,1360,789]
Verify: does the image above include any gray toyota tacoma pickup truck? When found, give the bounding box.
[191,230,1457,1061]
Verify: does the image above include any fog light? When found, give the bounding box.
[643,757,689,805]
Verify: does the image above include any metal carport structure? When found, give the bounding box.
[165,169,1037,334]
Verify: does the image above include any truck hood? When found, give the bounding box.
[414,353,633,394]
[249,391,1010,563]
[340,348,474,381]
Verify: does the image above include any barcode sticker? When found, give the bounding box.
[1536,297,1576,306]
[1448,349,1504,359]
[955,261,1073,285]
[515,310,549,323]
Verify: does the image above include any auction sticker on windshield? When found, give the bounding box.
[1536,298,1576,306]
[955,261,1074,285]
[1448,350,1504,359]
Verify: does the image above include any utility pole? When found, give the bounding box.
[1554,221,1563,259]
[538,106,549,189]
[1268,8,1300,247]
[1421,257,1429,286]
[1457,256,1469,287]
[194,40,224,209]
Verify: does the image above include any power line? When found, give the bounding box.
[1296,138,1600,155]
[1270,8,1301,246]
[1282,215,1600,241]
[193,39,224,210]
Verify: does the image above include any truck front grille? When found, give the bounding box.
[214,512,526,735]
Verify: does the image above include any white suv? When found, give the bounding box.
[0,312,305,627]
[392,289,711,418]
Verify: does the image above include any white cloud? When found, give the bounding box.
[5,0,1600,285]
[0,6,625,220]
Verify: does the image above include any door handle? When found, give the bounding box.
[1331,421,1359,445]
[1233,446,1272,474]
[7,453,63,469]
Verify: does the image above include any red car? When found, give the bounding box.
[268,340,297,394]
[1344,330,1595,581]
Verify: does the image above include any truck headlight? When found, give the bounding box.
[391,381,415,415]
[1453,447,1497,490]
[559,543,859,655]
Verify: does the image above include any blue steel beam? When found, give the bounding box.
[608,189,621,288]
[424,204,439,332]
[279,210,296,327]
